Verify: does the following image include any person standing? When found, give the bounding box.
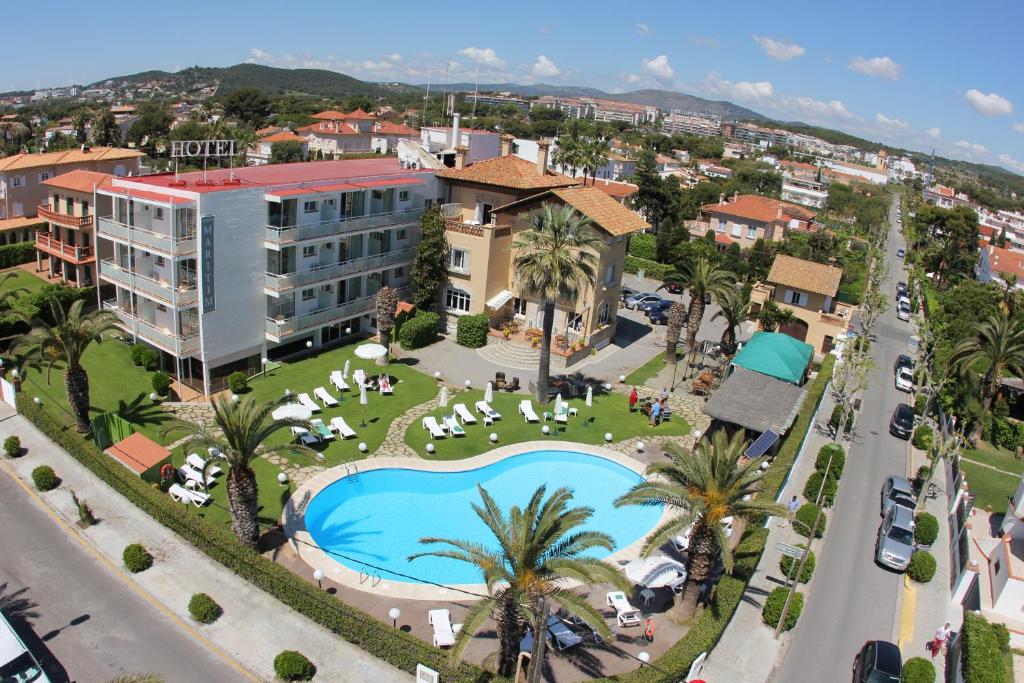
[782,495,800,528]
[628,387,638,413]
[660,387,670,402]
[650,400,662,426]
[932,623,951,658]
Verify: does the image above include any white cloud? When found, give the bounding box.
[927,127,942,139]
[964,89,1013,117]
[641,55,675,84]
[753,35,805,62]
[953,139,989,157]
[1013,122,1024,133]
[695,72,774,102]
[248,48,274,62]
[998,153,1024,174]
[876,113,911,130]
[456,47,506,69]
[635,23,652,35]
[246,47,506,84]
[777,95,855,121]
[529,55,561,79]
[688,35,719,48]
[625,73,641,84]
[847,56,901,80]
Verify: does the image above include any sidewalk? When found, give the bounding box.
[0,403,410,682]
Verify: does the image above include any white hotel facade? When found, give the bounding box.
[94,159,440,394]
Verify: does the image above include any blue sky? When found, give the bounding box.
[9,0,1024,173]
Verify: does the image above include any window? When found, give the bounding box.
[154,255,165,267]
[154,207,164,221]
[10,175,24,188]
[398,190,409,201]
[38,172,51,182]
[513,297,527,317]
[731,223,741,237]
[605,264,616,287]
[446,287,471,312]
[449,248,469,272]
[82,200,88,215]
[303,200,318,214]
[786,290,806,306]
[567,312,583,331]
[717,220,726,233]
[393,266,404,277]
[598,300,610,325]
[396,229,407,240]
[302,245,317,258]
[301,288,316,301]
[747,226,757,239]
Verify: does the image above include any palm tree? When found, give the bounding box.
[664,302,688,363]
[14,298,120,432]
[375,286,399,356]
[552,135,584,179]
[583,138,610,185]
[754,299,796,333]
[409,485,628,678]
[1001,274,1019,317]
[513,204,602,403]
[232,126,259,166]
[712,287,752,355]
[615,430,786,619]
[660,258,736,356]
[168,396,312,547]
[950,315,1024,441]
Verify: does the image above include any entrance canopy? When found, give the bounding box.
[486,289,513,309]
[732,332,813,385]
[703,366,807,435]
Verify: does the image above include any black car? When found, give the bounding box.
[664,282,684,294]
[889,404,915,439]
[852,640,902,682]
[620,286,639,303]
[894,354,914,374]
[649,307,670,325]
[640,298,669,314]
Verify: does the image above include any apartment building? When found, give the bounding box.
[825,160,888,185]
[94,158,438,394]
[780,161,828,209]
[466,94,531,115]
[659,112,722,138]
[36,170,108,287]
[694,193,816,250]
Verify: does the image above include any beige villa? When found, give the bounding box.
[436,136,649,361]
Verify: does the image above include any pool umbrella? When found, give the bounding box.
[484,382,493,403]
[623,555,687,588]
[584,385,593,428]
[439,386,449,408]
[359,383,368,427]
[355,342,388,366]
[343,359,350,379]
[554,393,563,416]
[271,404,312,421]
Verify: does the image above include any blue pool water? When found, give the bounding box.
[303,450,662,585]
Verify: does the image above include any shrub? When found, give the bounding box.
[828,404,843,433]
[227,371,248,394]
[3,435,20,457]
[901,657,936,683]
[31,465,59,491]
[761,586,803,631]
[914,512,939,547]
[623,255,675,281]
[455,313,489,348]
[274,651,316,681]
[814,443,845,480]
[914,465,930,493]
[151,371,171,396]
[962,612,1011,683]
[140,347,159,371]
[123,543,153,573]
[188,593,223,624]
[130,343,148,366]
[398,311,440,350]
[794,503,826,538]
[991,418,1019,451]
[627,233,657,260]
[845,409,855,434]
[907,551,936,583]
[914,393,928,416]
[70,490,97,527]
[778,544,815,583]
[912,424,934,451]
[803,471,838,507]
[0,241,37,268]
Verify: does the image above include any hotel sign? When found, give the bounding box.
[200,216,215,313]
[171,139,236,158]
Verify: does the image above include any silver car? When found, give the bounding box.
[624,292,661,310]
[876,505,916,571]
[880,475,916,516]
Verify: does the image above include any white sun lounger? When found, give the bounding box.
[453,403,477,424]
[179,464,215,487]
[297,393,320,413]
[330,370,351,392]
[291,426,319,446]
[519,400,539,423]
[353,368,366,386]
[428,609,462,648]
[186,453,222,477]
[310,418,335,441]
[314,387,338,407]
[329,416,357,439]
[379,377,393,395]
[553,407,569,424]
[444,415,466,437]
[606,591,642,627]
[475,401,501,420]
[422,416,446,439]
[170,483,209,507]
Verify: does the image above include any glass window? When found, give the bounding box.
[449,248,469,271]
[303,200,318,214]
[567,312,583,331]
[396,229,407,240]
[154,207,164,221]
[717,220,726,233]
[398,190,409,201]
[11,175,24,187]
[598,301,610,325]
[446,287,471,312]
[301,288,316,301]
[513,297,527,316]
[747,226,757,239]
[302,245,317,258]
[394,266,404,277]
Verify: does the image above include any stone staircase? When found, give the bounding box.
[477,338,542,369]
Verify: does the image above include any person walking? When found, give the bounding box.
[628,387,638,413]
[782,495,800,528]
[931,623,951,659]
[649,400,662,426]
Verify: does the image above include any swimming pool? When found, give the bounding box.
[302,449,662,586]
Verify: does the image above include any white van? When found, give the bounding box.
[0,612,47,682]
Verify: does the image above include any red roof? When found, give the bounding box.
[344,108,376,120]
[265,177,424,198]
[43,169,111,193]
[312,109,376,121]
[781,160,818,171]
[702,194,816,223]
[715,233,734,244]
[374,121,418,136]
[987,244,1024,279]
[588,178,639,199]
[311,110,347,120]
[104,432,171,475]
[260,131,306,143]
[979,225,996,239]
[298,121,364,136]
[256,125,282,136]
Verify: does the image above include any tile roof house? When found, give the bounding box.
[437,153,579,192]
[696,193,816,249]
[248,131,309,166]
[767,254,843,297]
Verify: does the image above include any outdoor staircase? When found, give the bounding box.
[478,338,542,369]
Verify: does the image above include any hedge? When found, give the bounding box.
[398,311,440,350]
[914,512,939,547]
[0,241,37,268]
[814,444,845,480]
[455,313,489,348]
[0,283,97,339]
[962,612,1010,683]
[151,371,171,396]
[779,544,815,583]
[4,435,21,457]
[15,394,487,682]
[803,471,838,507]
[794,503,826,538]
[901,657,935,683]
[761,586,803,631]
[227,371,248,394]
[627,233,657,261]
[624,255,675,282]
[912,424,934,451]
[907,551,936,583]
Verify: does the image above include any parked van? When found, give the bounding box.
[0,611,47,682]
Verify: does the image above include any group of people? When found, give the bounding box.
[363,373,389,391]
[628,386,671,426]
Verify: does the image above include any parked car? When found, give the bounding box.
[881,475,917,516]
[620,286,639,303]
[889,404,915,439]
[624,292,661,310]
[896,248,905,258]
[649,307,670,325]
[894,354,914,373]
[876,504,916,571]
[898,295,911,309]
[896,281,908,297]
[663,282,684,294]
[852,640,902,682]
[641,298,671,315]
[897,303,911,322]
[0,610,48,683]
[895,367,915,392]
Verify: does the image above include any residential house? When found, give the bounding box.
[37,170,108,287]
[782,166,829,209]
[370,121,418,154]
[420,114,500,167]
[247,131,309,166]
[825,160,888,185]
[976,242,1024,291]
[693,193,816,250]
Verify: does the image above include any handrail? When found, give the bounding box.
[266,207,423,233]
[97,216,197,242]
[38,205,93,228]
[35,233,94,261]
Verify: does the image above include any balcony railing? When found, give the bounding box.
[98,260,198,307]
[38,205,93,229]
[97,217,197,256]
[264,207,424,246]
[102,300,200,356]
[265,285,410,340]
[265,248,414,292]
[35,233,94,263]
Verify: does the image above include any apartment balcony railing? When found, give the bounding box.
[37,205,93,229]
[35,233,95,264]
[98,260,198,307]
[96,217,197,256]
[264,247,414,292]
[265,286,410,341]
[264,207,424,246]
[102,300,200,356]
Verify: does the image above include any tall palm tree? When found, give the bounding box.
[14,298,120,432]
[551,135,584,179]
[754,299,796,333]
[664,302,688,364]
[615,430,786,619]
[231,126,259,166]
[513,204,602,402]
[409,485,628,678]
[660,257,736,356]
[375,286,399,356]
[1001,274,1019,317]
[712,286,752,355]
[583,138,610,185]
[950,315,1024,441]
[168,396,312,547]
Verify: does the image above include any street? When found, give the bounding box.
[0,468,246,683]
[771,194,910,681]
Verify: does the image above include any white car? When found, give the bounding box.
[895,367,914,392]
[897,305,911,322]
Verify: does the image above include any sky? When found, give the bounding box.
[8,0,1024,174]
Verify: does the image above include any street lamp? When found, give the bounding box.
[604,432,613,442]
[637,652,650,667]
[149,392,160,401]
[313,569,324,589]
[277,472,288,486]
[261,357,269,377]
[636,441,645,453]
[33,396,41,406]
[305,340,313,360]
[434,371,442,381]
[464,379,471,388]
[541,425,550,435]
[388,607,401,628]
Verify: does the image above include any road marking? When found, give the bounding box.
[898,574,917,649]
[0,459,258,682]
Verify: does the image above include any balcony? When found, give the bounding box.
[35,233,95,264]
[102,300,200,356]
[98,260,198,307]
[96,217,197,256]
[38,205,93,229]
[264,207,424,247]
[265,248,414,293]
[265,286,410,341]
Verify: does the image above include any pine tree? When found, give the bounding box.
[411,205,450,311]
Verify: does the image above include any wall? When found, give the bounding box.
[3,156,139,220]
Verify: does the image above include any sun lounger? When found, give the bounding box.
[546,615,583,651]
[444,415,466,437]
[310,418,335,440]
[555,407,569,424]
[453,403,477,424]
[379,377,393,395]
[519,400,539,423]
[170,483,209,507]
[606,591,642,627]
[329,416,357,439]
[297,393,320,413]
[314,387,338,407]
[186,453,221,477]
[291,426,320,446]
[330,370,351,392]
[475,401,501,420]
[353,369,366,386]
[179,464,215,487]
[428,609,462,648]
[422,416,446,439]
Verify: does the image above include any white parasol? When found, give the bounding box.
[484,381,493,403]
[439,386,449,408]
[585,385,593,407]
[623,556,687,588]
[343,359,350,379]
[359,383,368,405]
[355,343,388,360]
[272,404,312,421]
[554,393,563,415]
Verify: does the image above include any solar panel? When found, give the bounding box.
[744,429,780,459]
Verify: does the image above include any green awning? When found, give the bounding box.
[731,332,814,385]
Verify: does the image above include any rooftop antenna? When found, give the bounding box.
[423,66,431,129]
[442,62,450,120]
[471,66,479,126]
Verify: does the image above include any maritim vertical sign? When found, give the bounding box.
[200,215,215,313]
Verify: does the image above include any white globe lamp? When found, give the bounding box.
[604,432,613,442]
[277,472,288,486]
[358,442,368,453]
[426,443,436,454]
[636,441,645,452]
[542,425,550,435]
[489,433,498,443]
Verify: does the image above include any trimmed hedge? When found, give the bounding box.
[274,650,316,681]
[151,371,171,396]
[761,586,803,631]
[901,657,936,683]
[814,444,845,480]
[794,503,826,538]
[15,394,486,682]
[962,612,1011,683]
[912,424,934,451]
[914,512,939,547]
[398,311,440,350]
[624,255,675,281]
[123,543,153,573]
[455,313,489,348]
[803,471,838,507]
[31,465,59,491]
[0,241,37,268]
[907,551,936,583]
[627,233,657,261]
[188,592,223,624]
[779,544,815,583]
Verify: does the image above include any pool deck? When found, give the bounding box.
[282,440,671,601]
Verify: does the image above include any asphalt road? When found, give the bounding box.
[0,468,246,683]
[771,194,911,682]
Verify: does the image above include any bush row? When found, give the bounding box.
[16,394,487,682]
[0,241,37,268]
[779,544,815,583]
[455,313,489,348]
[761,586,803,631]
[399,311,440,350]
[961,612,1011,683]
[0,283,97,339]
[623,255,675,282]
[627,233,657,261]
[907,551,936,583]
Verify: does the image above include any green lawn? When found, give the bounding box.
[961,460,1018,511]
[405,388,690,460]
[0,269,49,296]
[624,350,681,387]
[965,441,1024,475]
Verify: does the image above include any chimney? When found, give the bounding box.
[500,133,514,157]
[776,204,783,220]
[450,112,461,149]
[719,193,725,206]
[732,190,739,203]
[454,144,469,170]
[536,140,550,175]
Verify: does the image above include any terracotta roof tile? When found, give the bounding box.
[297,121,364,136]
[701,194,816,223]
[715,233,734,244]
[767,254,843,297]
[494,186,649,237]
[0,147,142,172]
[437,155,579,191]
[588,178,638,199]
[373,122,418,136]
[42,169,111,193]
[260,131,307,143]
[312,109,376,121]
